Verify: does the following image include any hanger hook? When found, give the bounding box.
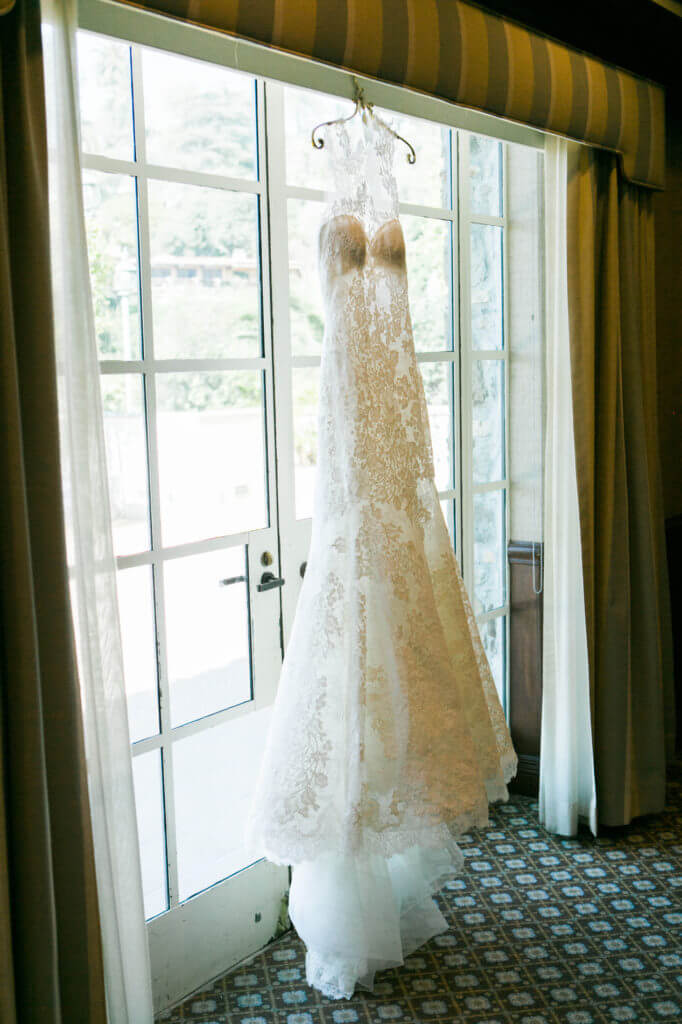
[311,76,416,165]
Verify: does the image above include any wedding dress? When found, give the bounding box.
[247,110,517,999]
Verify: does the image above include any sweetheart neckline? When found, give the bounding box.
[321,214,404,246]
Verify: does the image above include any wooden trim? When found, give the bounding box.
[665,514,682,753]
[508,538,543,565]
[507,539,543,797]
[512,754,541,798]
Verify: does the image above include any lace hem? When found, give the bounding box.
[306,952,366,1000]
[252,767,515,868]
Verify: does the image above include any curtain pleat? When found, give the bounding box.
[0,0,107,1019]
[566,145,675,827]
[539,137,597,838]
[41,0,154,1015]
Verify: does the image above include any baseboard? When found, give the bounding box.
[509,753,540,798]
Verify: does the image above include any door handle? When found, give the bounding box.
[257,571,285,592]
[218,575,246,587]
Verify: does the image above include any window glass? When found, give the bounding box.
[82,171,141,359]
[472,359,505,483]
[473,489,506,614]
[148,182,262,359]
[470,224,503,350]
[77,33,134,160]
[403,215,452,353]
[420,361,454,492]
[285,87,351,191]
[377,108,450,208]
[481,615,506,704]
[440,498,456,549]
[470,134,502,216]
[164,547,251,727]
[287,198,325,356]
[100,374,150,555]
[116,566,159,742]
[132,751,168,919]
[173,708,272,900]
[156,371,267,546]
[293,367,320,520]
[143,49,257,179]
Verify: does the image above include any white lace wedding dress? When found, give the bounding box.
[247,111,517,999]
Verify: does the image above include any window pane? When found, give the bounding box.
[377,109,450,208]
[440,498,456,549]
[472,359,505,484]
[420,361,453,492]
[77,33,133,160]
[293,366,320,520]
[174,707,272,901]
[143,50,257,179]
[82,171,141,359]
[132,750,168,920]
[164,548,251,728]
[403,215,452,353]
[473,489,506,614]
[470,135,502,216]
[288,198,326,356]
[148,182,261,359]
[117,566,159,742]
[285,86,352,191]
[156,371,267,547]
[470,224,503,351]
[100,375,151,555]
[480,615,506,706]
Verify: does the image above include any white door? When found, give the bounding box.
[78,35,289,1011]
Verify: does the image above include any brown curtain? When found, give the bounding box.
[567,145,676,828]
[0,0,107,1020]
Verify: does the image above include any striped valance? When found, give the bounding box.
[113,0,665,190]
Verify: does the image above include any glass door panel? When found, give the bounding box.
[155,370,268,546]
[78,33,287,1013]
[164,547,252,727]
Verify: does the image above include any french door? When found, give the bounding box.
[77,8,521,1009]
[78,36,295,1010]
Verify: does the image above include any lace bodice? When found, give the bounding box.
[315,114,434,518]
[319,214,406,284]
[326,111,399,227]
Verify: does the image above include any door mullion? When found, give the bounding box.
[255,78,280,556]
[130,42,180,910]
[262,82,303,646]
[457,132,474,595]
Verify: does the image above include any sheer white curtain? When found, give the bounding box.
[539,136,597,838]
[41,0,154,1019]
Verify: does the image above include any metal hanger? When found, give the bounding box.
[311,79,417,164]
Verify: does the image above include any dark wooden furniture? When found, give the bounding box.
[508,540,544,796]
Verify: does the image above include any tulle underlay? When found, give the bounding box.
[288,843,465,1000]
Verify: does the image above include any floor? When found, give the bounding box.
[159,766,682,1024]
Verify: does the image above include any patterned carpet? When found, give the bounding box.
[159,766,682,1024]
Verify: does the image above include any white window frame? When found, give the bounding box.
[458,135,511,710]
